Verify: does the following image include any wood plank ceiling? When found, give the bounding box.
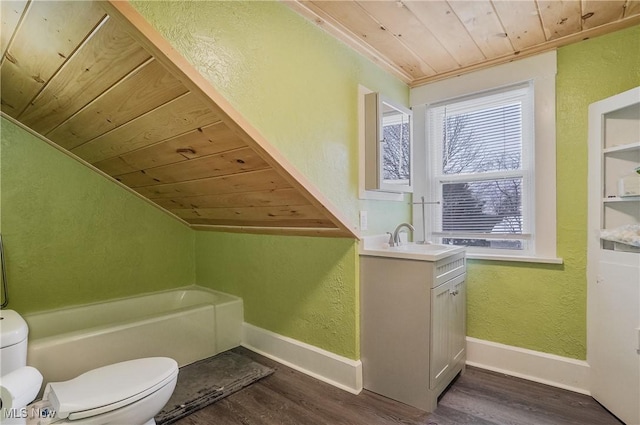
[0,0,357,238]
[287,0,640,86]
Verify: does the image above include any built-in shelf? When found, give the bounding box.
[603,196,640,202]
[601,240,640,253]
[595,91,640,231]
[601,243,640,255]
[603,141,640,154]
[587,87,640,425]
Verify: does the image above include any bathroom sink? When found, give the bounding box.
[389,243,453,252]
[360,236,464,262]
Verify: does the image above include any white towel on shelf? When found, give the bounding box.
[600,224,640,247]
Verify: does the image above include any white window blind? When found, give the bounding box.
[427,84,534,253]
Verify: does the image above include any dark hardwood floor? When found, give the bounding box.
[174,347,623,425]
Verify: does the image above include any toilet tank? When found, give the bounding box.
[0,310,29,375]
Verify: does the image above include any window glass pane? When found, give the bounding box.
[443,178,522,233]
[382,113,410,181]
[443,103,522,175]
[442,177,523,250]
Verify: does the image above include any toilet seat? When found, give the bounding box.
[43,357,178,420]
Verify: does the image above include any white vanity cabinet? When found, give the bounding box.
[360,251,466,412]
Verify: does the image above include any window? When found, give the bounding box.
[427,84,533,255]
[411,51,560,263]
[364,92,413,193]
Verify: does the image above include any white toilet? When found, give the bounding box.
[0,310,178,425]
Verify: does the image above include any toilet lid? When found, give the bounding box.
[44,357,178,420]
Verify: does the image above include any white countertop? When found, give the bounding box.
[359,234,465,262]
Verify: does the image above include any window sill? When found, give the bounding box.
[466,253,563,264]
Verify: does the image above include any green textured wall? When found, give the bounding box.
[0,118,195,314]
[196,232,358,358]
[133,0,410,359]
[467,25,640,359]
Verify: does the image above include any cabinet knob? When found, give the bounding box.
[450,289,459,296]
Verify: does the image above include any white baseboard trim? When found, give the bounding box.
[466,337,590,395]
[241,322,363,395]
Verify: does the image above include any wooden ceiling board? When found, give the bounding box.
[1,0,28,58]
[356,1,459,73]
[172,204,326,222]
[288,1,639,88]
[581,0,626,29]
[191,224,350,237]
[114,147,270,188]
[19,17,151,135]
[0,1,106,117]
[307,0,435,78]
[135,169,292,200]
[537,0,583,40]
[70,92,220,164]
[491,0,547,50]
[447,0,514,57]
[403,1,487,66]
[94,122,246,176]
[178,217,336,229]
[185,213,335,227]
[188,218,336,228]
[153,188,310,210]
[47,58,188,149]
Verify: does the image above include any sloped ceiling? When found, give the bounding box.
[0,0,357,238]
[287,0,640,86]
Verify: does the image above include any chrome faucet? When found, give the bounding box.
[391,222,414,247]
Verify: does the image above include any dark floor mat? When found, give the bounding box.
[156,350,274,425]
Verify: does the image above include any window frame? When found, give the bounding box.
[428,83,534,256]
[410,51,562,264]
[364,92,414,194]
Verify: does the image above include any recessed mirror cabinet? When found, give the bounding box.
[364,93,413,193]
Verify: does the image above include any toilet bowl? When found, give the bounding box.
[0,310,178,425]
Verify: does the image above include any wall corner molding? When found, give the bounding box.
[242,323,362,395]
[466,337,590,395]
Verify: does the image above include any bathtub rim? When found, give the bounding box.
[27,303,218,347]
[22,284,240,320]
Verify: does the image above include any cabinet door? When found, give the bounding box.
[590,260,640,425]
[430,281,451,389]
[449,274,466,367]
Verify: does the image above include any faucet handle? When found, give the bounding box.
[386,232,395,247]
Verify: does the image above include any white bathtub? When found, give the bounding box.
[23,286,243,384]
